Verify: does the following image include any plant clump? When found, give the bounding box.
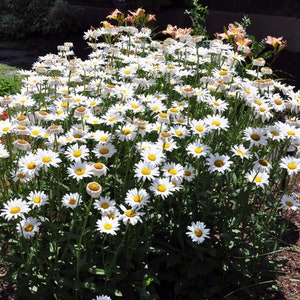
[0,7,298,300]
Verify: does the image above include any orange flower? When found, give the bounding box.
[266,36,287,52]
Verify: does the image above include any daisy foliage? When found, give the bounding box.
[0,7,298,300]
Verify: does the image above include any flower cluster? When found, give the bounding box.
[0,8,299,298]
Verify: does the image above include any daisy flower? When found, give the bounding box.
[62,192,82,209]
[182,165,196,182]
[206,153,233,174]
[245,170,269,188]
[125,188,150,208]
[27,190,49,207]
[279,156,300,175]
[91,130,112,144]
[96,216,120,235]
[204,114,229,132]
[90,162,109,177]
[186,221,210,244]
[140,146,165,166]
[170,125,189,139]
[94,197,116,213]
[92,142,117,159]
[116,123,137,141]
[134,161,160,182]
[231,144,251,160]
[17,217,41,239]
[86,182,102,198]
[119,204,144,225]
[0,144,9,158]
[0,198,31,220]
[162,162,185,181]
[243,127,268,147]
[67,161,93,181]
[186,141,210,158]
[11,169,33,183]
[281,195,299,211]
[253,157,272,173]
[35,149,62,170]
[189,119,208,137]
[149,178,175,200]
[65,143,90,162]
[18,153,41,177]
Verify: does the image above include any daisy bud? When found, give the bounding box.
[86,182,102,198]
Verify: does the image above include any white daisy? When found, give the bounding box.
[17,217,41,239]
[96,216,120,235]
[119,204,144,225]
[0,198,31,220]
[281,195,299,211]
[62,192,82,209]
[27,190,49,207]
[206,153,233,174]
[186,221,210,244]
[125,188,150,208]
[280,156,300,176]
[149,178,175,200]
[67,162,93,181]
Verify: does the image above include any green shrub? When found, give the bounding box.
[0,0,79,39]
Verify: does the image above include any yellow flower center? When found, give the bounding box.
[10,206,21,214]
[33,197,41,203]
[161,132,171,138]
[219,70,228,76]
[285,201,293,207]
[175,130,183,136]
[237,150,245,156]
[73,133,83,138]
[274,99,282,105]
[287,162,297,170]
[27,162,36,170]
[250,133,260,141]
[141,168,151,175]
[89,183,100,192]
[31,130,39,135]
[254,176,262,183]
[122,129,132,135]
[194,229,203,237]
[287,130,295,136]
[101,202,109,209]
[184,170,191,176]
[99,136,108,142]
[254,99,262,106]
[24,224,34,232]
[75,168,85,175]
[125,210,137,217]
[148,154,156,161]
[73,150,82,157]
[69,198,77,205]
[94,163,104,170]
[133,195,142,202]
[168,168,177,175]
[159,113,168,119]
[157,185,166,192]
[17,173,26,179]
[214,160,224,167]
[195,125,204,132]
[271,130,279,136]
[100,148,109,154]
[258,159,268,167]
[104,223,112,230]
[170,107,179,113]
[42,157,52,163]
[211,120,221,127]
